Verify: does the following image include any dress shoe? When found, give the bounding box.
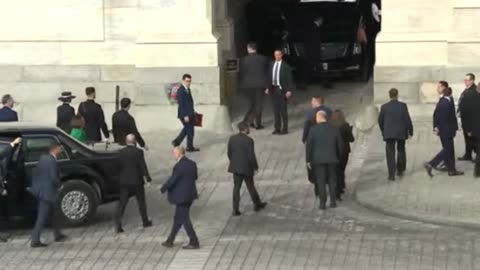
[458,156,473,161]
[115,227,125,234]
[143,219,153,228]
[255,125,265,130]
[254,202,267,212]
[31,241,48,248]
[54,233,68,242]
[186,147,200,152]
[336,194,342,202]
[272,130,281,135]
[423,163,433,178]
[232,210,241,217]
[161,241,174,248]
[250,123,256,128]
[397,171,404,177]
[330,202,337,208]
[183,243,200,250]
[388,176,395,181]
[319,202,326,210]
[448,171,464,176]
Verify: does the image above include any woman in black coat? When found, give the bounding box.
[331,110,354,200]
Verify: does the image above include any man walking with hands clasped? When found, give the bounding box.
[227,122,267,216]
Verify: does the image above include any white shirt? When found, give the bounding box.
[182,84,190,95]
[272,61,282,89]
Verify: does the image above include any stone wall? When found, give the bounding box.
[0,0,232,134]
[375,0,480,105]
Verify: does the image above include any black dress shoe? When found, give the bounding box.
[254,202,267,212]
[161,241,174,248]
[143,219,153,228]
[115,227,125,234]
[250,123,256,128]
[232,210,241,217]
[319,203,326,210]
[448,171,464,176]
[183,244,200,250]
[423,163,433,178]
[186,148,200,152]
[255,125,265,130]
[54,234,68,242]
[31,241,48,248]
[272,130,281,135]
[397,171,404,177]
[458,156,473,161]
[388,176,395,181]
[336,194,342,202]
[330,202,337,208]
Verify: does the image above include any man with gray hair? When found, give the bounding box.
[114,134,152,233]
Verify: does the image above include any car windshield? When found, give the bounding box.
[288,3,360,42]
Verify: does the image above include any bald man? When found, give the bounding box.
[160,147,200,249]
[114,134,152,233]
[306,111,343,210]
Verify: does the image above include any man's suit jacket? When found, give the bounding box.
[78,100,109,142]
[306,122,343,165]
[458,84,477,132]
[177,85,195,120]
[239,53,269,89]
[469,91,480,138]
[112,110,145,147]
[30,154,60,203]
[378,100,413,140]
[118,145,151,187]
[268,61,295,92]
[160,157,198,205]
[433,96,458,139]
[227,133,259,176]
[0,107,18,122]
[56,104,75,134]
[302,105,332,143]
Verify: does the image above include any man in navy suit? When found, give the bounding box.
[0,95,18,122]
[30,143,67,248]
[424,81,463,177]
[378,88,413,181]
[172,74,199,152]
[302,96,332,144]
[160,147,200,249]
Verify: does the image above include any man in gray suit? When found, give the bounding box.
[378,88,413,181]
[306,110,343,210]
[239,42,269,129]
[30,143,67,248]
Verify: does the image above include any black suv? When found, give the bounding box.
[0,123,121,226]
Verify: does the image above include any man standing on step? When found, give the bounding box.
[227,122,267,216]
[468,84,480,177]
[458,73,477,162]
[378,88,413,181]
[424,82,463,177]
[266,49,294,135]
[239,42,268,130]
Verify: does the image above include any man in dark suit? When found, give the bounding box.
[56,92,76,134]
[30,143,67,248]
[78,87,110,143]
[306,110,343,210]
[112,98,147,149]
[302,96,332,143]
[172,74,199,152]
[0,137,22,242]
[458,73,477,161]
[239,42,269,129]
[424,82,463,177]
[266,49,294,135]
[160,147,200,249]
[0,94,18,122]
[468,85,480,177]
[114,134,152,233]
[227,122,267,216]
[378,88,413,181]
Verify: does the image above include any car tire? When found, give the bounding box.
[57,180,98,227]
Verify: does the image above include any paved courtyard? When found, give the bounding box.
[2,82,480,270]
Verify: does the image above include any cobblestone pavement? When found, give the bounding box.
[355,119,480,229]
[2,83,480,270]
